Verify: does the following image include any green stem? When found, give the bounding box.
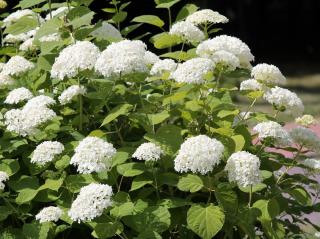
[48,0,52,19]
[204,23,208,39]
[178,42,185,63]
[78,78,83,131]
[248,185,253,208]
[152,164,160,200]
[215,71,222,90]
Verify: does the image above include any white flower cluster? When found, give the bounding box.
[2,56,34,76]
[186,9,229,25]
[31,141,64,165]
[150,59,177,76]
[45,6,70,20]
[211,50,240,71]
[4,87,33,104]
[302,158,320,170]
[0,74,14,88]
[3,9,38,26]
[171,58,214,84]
[144,51,160,65]
[295,114,317,127]
[68,183,113,222]
[58,85,86,105]
[70,136,116,174]
[225,151,261,187]
[132,142,163,161]
[197,35,254,67]
[0,171,9,190]
[35,206,63,223]
[253,121,292,146]
[4,96,56,136]
[95,40,149,78]
[39,33,61,42]
[290,127,320,153]
[25,95,56,108]
[240,79,263,91]
[263,86,304,117]
[169,21,205,43]
[19,38,36,51]
[51,41,100,80]
[174,135,224,174]
[251,63,286,85]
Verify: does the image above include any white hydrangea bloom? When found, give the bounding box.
[132,142,163,161]
[144,51,160,65]
[196,35,254,67]
[186,9,229,25]
[150,59,177,76]
[290,127,320,153]
[95,40,148,77]
[171,58,214,84]
[3,9,36,26]
[315,231,320,238]
[253,121,292,146]
[39,33,61,42]
[24,95,56,109]
[68,183,113,222]
[174,135,224,174]
[0,73,14,88]
[35,206,63,223]
[31,141,64,165]
[58,85,86,105]
[240,79,263,91]
[0,171,9,190]
[302,158,320,170]
[225,151,261,187]
[0,62,5,72]
[264,86,304,117]
[19,38,36,51]
[4,87,33,104]
[45,6,70,20]
[295,115,317,127]
[4,33,30,43]
[251,63,286,85]
[169,21,205,43]
[211,50,240,71]
[2,56,34,76]
[51,41,100,80]
[70,137,116,174]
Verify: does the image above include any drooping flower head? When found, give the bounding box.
[290,127,320,153]
[68,183,113,222]
[58,85,86,105]
[4,87,33,104]
[51,41,100,80]
[70,136,116,174]
[251,63,286,85]
[186,9,229,25]
[31,141,64,165]
[225,151,261,187]
[174,135,224,174]
[0,171,9,190]
[132,142,163,161]
[169,21,205,43]
[36,206,63,223]
[171,58,214,84]
[150,59,177,76]
[2,56,34,76]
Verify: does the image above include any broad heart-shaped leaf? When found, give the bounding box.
[117,162,145,177]
[214,183,238,216]
[130,174,153,191]
[187,204,225,239]
[65,174,97,193]
[110,202,134,218]
[19,0,46,8]
[67,6,95,29]
[176,3,199,21]
[177,174,204,193]
[253,199,280,221]
[132,15,165,28]
[15,188,38,204]
[92,222,123,238]
[156,0,180,8]
[123,206,171,233]
[34,18,62,41]
[287,187,312,206]
[23,222,51,239]
[0,159,20,176]
[4,16,38,35]
[150,32,181,49]
[101,104,133,126]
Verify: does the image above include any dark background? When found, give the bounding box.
[5,0,320,76]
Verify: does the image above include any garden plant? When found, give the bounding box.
[0,0,319,238]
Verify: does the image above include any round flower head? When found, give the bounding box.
[24,95,56,109]
[58,85,86,105]
[51,41,100,80]
[196,35,254,67]
[210,50,240,71]
[0,171,9,190]
[264,86,304,117]
[4,33,30,43]
[253,121,292,146]
[132,142,163,161]
[186,9,229,25]
[3,9,37,26]
[4,87,33,104]
[39,33,61,42]
[150,59,177,76]
[225,151,261,187]
[68,183,113,222]
[70,136,116,174]
[302,158,320,171]
[31,141,64,165]
[169,21,205,43]
[95,40,148,78]
[295,114,317,127]
[171,58,214,84]
[0,0,7,8]
[2,56,34,76]
[19,38,36,51]
[290,127,320,153]
[36,206,63,223]
[45,6,70,20]
[251,63,286,85]
[174,135,224,174]
[0,73,14,88]
[240,79,263,91]
[144,51,160,65]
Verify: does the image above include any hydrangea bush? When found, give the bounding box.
[0,0,319,238]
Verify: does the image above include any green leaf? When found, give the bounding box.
[101,104,133,126]
[187,204,225,239]
[160,51,189,61]
[15,188,38,204]
[65,174,97,192]
[177,174,203,193]
[112,11,128,23]
[215,183,238,216]
[136,230,162,239]
[4,16,38,35]
[176,3,199,21]
[0,159,20,176]
[19,0,46,8]
[131,174,153,191]
[117,162,145,177]
[38,178,63,191]
[67,6,95,29]
[150,32,181,49]
[55,155,70,170]
[92,222,123,238]
[156,0,180,9]
[240,183,267,193]
[0,206,13,221]
[148,110,170,125]
[23,223,51,239]
[110,202,134,218]
[132,15,165,28]
[34,18,62,41]
[112,150,131,167]
[8,175,39,192]
[253,199,280,221]
[231,135,246,152]
[287,187,312,206]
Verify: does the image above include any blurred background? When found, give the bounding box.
[4,0,320,116]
